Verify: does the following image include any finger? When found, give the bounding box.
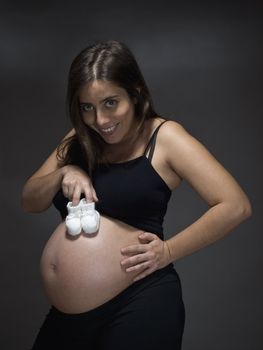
[67,185,75,202]
[126,260,151,272]
[71,185,81,206]
[126,251,155,270]
[138,232,156,241]
[92,188,99,202]
[62,184,74,200]
[62,184,70,199]
[83,186,93,203]
[121,253,148,268]
[121,244,148,255]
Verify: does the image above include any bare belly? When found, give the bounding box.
[40,215,145,314]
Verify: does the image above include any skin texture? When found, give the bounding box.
[22,79,252,313]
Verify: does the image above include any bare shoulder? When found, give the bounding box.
[158,118,217,180]
[157,119,193,156]
[159,119,189,138]
[157,119,197,173]
[158,119,250,207]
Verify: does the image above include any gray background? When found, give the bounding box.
[1,1,262,349]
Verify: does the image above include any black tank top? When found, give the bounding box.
[52,120,171,239]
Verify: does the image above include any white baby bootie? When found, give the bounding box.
[65,200,82,236]
[80,199,100,234]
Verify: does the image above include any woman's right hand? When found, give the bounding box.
[62,165,99,205]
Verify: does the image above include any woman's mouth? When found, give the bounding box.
[100,123,119,135]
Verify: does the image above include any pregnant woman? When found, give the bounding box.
[22,40,252,350]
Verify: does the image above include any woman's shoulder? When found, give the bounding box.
[161,117,184,129]
[143,116,186,146]
[153,117,194,154]
[150,116,185,137]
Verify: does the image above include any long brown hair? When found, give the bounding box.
[57,40,157,175]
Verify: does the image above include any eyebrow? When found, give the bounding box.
[79,95,120,105]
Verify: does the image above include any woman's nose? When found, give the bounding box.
[95,109,111,126]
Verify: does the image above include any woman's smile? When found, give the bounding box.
[99,122,120,135]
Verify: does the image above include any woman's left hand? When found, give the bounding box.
[120,232,172,282]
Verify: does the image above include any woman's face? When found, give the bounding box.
[79,80,137,144]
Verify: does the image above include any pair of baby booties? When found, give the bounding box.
[65,198,100,236]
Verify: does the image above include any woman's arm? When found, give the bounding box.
[121,121,252,281]
[120,120,252,281]
[21,128,98,213]
[162,121,252,263]
[120,121,252,281]
[22,158,67,213]
[21,129,75,213]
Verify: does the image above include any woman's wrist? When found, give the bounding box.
[164,240,173,265]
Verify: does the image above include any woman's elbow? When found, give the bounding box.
[234,197,253,221]
[241,200,252,219]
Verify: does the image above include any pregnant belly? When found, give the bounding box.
[40,215,145,314]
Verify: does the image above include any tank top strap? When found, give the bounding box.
[143,120,168,163]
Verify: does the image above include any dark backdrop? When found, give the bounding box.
[1,1,262,349]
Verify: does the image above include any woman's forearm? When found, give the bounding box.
[21,167,66,213]
[165,201,252,264]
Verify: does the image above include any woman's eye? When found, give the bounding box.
[105,99,117,108]
[80,104,93,112]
